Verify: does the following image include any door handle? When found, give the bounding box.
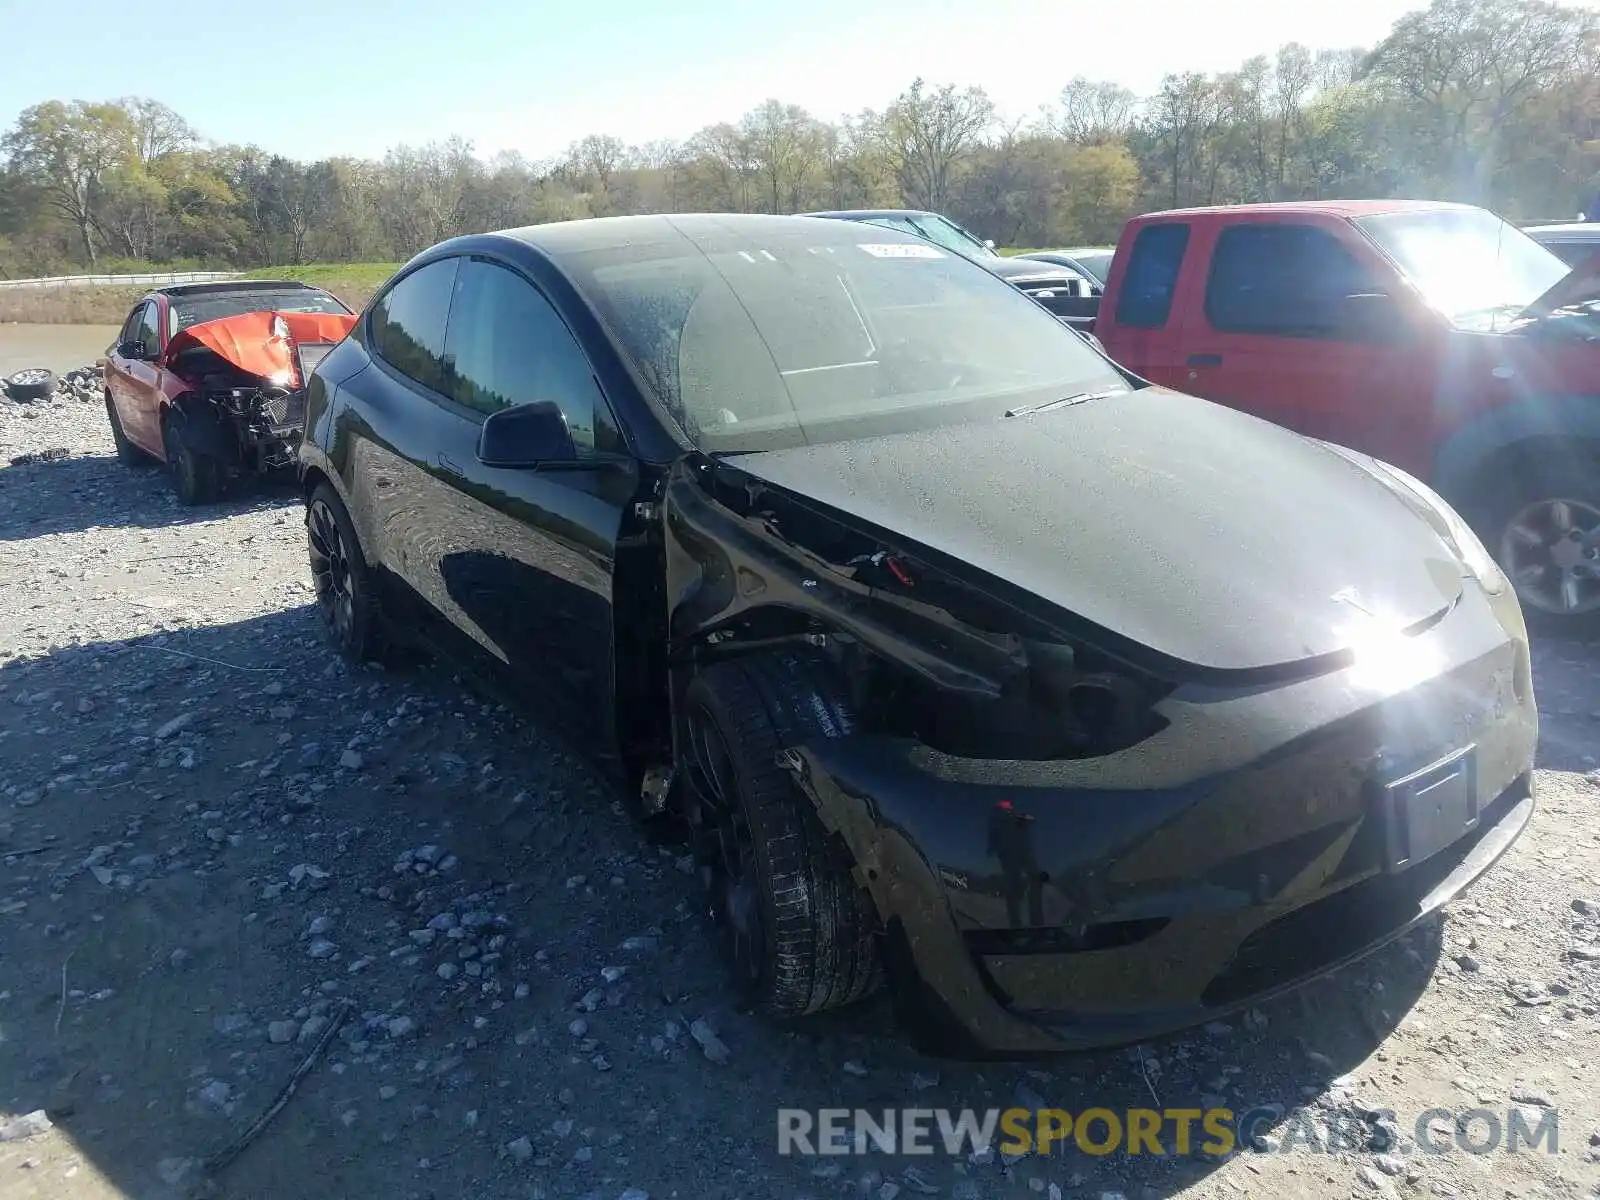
[436,452,463,478]
[1187,353,1223,367]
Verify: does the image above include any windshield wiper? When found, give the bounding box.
[1005,389,1121,418]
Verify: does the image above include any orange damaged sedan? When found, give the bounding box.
[102,279,356,504]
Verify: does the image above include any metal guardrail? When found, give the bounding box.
[0,270,242,290]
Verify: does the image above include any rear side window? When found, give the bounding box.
[1205,224,1380,337]
[443,259,618,453]
[369,258,461,395]
[1114,223,1189,328]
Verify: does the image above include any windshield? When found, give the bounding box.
[169,288,351,334]
[568,234,1126,454]
[860,215,997,262]
[1072,252,1113,284]
[1353,208,1570,329]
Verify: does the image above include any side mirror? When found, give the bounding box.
[476,400,576,468]
[1339,292,1408,342]
[117,339,147,360]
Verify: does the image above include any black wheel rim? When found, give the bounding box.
[164,422,192,489]
[307,499,356,644]
[683,701,765,990]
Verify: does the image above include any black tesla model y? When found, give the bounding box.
[297,212,1536,1058]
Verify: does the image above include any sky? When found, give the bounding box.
[2,0,1596,164]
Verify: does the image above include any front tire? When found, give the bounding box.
[162,410,220,505]
[681,653,882,1018]
[1471,459,1600,638]
[306,482,392,665]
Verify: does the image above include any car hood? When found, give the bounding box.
[1520,256,1600,319]
[731,388,1466,675]
[164,310,358,384]
[985,256,1080,286]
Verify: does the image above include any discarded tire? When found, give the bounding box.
[4,367,57,403]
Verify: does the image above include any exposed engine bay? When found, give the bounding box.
[163,309,356,475]
[665,459,1174,763]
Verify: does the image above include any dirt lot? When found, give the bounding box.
[1,326,1598,1200]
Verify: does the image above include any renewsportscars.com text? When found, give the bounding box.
[776,1106,1561,1159]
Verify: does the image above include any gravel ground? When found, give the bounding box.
[1,332,1598,1200]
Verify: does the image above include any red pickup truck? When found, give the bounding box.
[1094,200,1600,633]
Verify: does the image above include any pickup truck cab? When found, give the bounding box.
[1095,200,1600,633]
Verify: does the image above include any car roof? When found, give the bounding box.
[484,212,934,258]
[801,209,942,220]
[1133,199,1479,221]
[153,279,325,299]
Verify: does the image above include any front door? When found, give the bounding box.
[1175,221,1431,462]
[426,256,637,757]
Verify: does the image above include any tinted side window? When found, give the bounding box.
[138,302,162,351]
[120,304,148,346]
[1114,223,1190,328]
[443,259,618,453]
[1205,224,1379,337]
[369,258,460,394]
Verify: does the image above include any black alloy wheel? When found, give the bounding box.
[683,696,767,992]
[679,655,882,1018]
[305,482,393,665]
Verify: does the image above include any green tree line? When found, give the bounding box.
[1,0,1596,276]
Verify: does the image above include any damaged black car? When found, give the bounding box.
[297,213,1537,1058]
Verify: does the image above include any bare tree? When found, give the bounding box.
[1048,78,1139,145]
[740,100,827,212]
[1364,0,1597,194]
[882,78,995,211]
[1,100,134,265]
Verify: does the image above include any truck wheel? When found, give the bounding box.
[105,394,150,466]
[1472,459,1600,636]
[680,652,882,1018]
[306,482,393,666]
[162,411,220,506]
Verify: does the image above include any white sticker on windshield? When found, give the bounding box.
[857,242,944,259]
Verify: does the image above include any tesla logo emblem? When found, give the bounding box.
[1331,586,1375,616]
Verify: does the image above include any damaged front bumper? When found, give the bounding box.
[781,583,1537,1059]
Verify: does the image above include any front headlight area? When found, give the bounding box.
[1324,446,1510,596]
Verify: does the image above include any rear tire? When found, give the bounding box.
[306,482,394,666]
[106,394,150,466]
[680,652,882,1018]
[162,410,220,505]
[1466,457,1600,638]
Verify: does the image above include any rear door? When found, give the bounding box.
[1175,219,1432,457]
[1095,220,1194,388]
[337,256,472,647]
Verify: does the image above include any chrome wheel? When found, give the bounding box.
[683,702,764,990]
[1501,497,1600,616]
[307,498,356,644]
[9,368,51,387]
